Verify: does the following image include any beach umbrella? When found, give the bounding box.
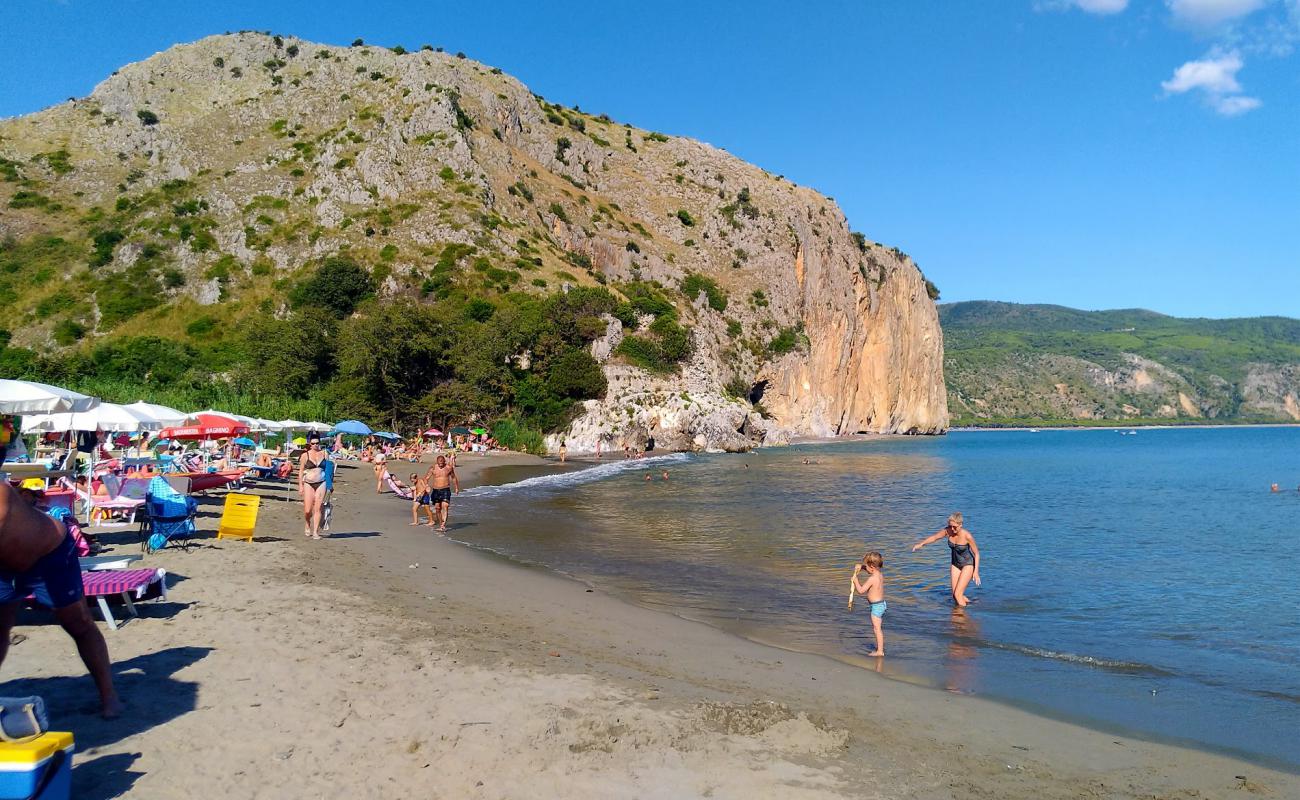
[277,419,308,430]
[188,409,256,427]
[159,413,251,441]
[471,427,488,436]
[332,420,372,435]
[305,421,333,433]
[450,426,472,436]
[250,418,283,432]
[22,402,161,433]
[423,428,444,437]
[292,436,307,446]
[0,380,99,415]
[232,437,256,447]
[374,431,401,440]
[125,401,187,426]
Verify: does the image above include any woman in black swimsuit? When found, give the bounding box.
[911,512,981,607]
[298,433,330,540]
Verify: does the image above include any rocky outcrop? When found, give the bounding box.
[0,33,948,451]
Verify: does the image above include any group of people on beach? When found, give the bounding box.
[848,512,981,657]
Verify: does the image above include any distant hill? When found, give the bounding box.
[940,301,1300,425]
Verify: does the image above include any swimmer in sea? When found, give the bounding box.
[911,512,981,608]
[662,471,669,480]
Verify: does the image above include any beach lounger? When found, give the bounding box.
[79,554,143,571]
[80,568,167,631]
[215,493,260,542]
[60,478,144,527]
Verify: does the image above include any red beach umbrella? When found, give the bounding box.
[159,413,250,441]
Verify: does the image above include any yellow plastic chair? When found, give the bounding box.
[215,493,260,542]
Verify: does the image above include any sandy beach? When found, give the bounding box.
[3,452,1295,799]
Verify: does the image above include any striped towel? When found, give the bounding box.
[81,568,164,598]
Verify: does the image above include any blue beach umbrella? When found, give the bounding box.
[332,420,373,436]
[232,437,256,447]
[373,431,401,440]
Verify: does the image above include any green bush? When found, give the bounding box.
[89,229,124,267]
[768,326,805,355]
[290,256,375,317]
[675,209,695,226]
[53,319,86,346]
[548,202,570,224]
[681,273,727,311]
[136,109,159,126]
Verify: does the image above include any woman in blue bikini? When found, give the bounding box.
[911,512,980,607]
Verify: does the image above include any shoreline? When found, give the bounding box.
[4,451,1296,797]
[952,421,1300,432]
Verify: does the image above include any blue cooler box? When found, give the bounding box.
[0,732,73,799]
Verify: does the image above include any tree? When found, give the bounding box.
[335,300,453,415]
[290,256,375,318]
[136,109,159,126]
[547,348,606,400]
[237,309,337,396]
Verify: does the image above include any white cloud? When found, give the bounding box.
[1211,94,1264,113]
[1167,0,1270,28]
[1161,50,1246,92]
[1073,0,1130,13]
[1160,50,1262,115]
[1036,0,1130,13]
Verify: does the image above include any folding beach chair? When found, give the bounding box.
[215,493,260,542]
[142,476,197,553]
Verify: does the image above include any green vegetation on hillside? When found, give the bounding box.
[942,301,1300,425]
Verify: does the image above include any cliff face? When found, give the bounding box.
[0,33,947,448]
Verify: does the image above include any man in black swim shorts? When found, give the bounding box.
[422,455,460,533]
[0,482,122,717]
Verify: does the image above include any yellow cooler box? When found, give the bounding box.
[0,732,73,800]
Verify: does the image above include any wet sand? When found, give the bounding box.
[2,452,1295,798]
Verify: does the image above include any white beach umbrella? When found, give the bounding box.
[252,418,284,432]
[22,402,161,433]
[277,419,308,431]
[125,401,187,426]
[305,422,332,433]
[0,379,99,415]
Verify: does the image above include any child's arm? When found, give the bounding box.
[848,565,862,609]
[968,533,981,585]
[911,529,947,552]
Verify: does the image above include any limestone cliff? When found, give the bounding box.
[0,33,947,449]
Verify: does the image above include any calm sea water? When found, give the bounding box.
[456,428,1300,768]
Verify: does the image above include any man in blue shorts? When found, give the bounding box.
[0,482,122,718]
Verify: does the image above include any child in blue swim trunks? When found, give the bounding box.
[848,552,886,657]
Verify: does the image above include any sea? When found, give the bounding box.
[454,427,1300,769]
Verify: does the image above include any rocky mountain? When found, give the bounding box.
[942,301,1300,425]
[0,33,946,450]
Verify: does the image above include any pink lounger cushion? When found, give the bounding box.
[81,568,164,597]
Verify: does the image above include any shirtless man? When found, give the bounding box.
[0,482,122,717]
[423,455,460,533]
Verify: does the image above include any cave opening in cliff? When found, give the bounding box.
[749,380,768,406]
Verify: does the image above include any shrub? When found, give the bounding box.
[851,232,868,252]
[379,244,398,262]
[351,38,365,47]
[136,109,159,126]
[675,209,695,227]
[724,376,751,401]
[681,273,727,311]
[7,191,50,209]
[548,203,570,224]
[924,278,940,301]
[726,318,742,338]
[89,229,124,267]
[750,289,768,308]
[555,137,572,164]
[547,348,606,399]
[185,316,217,337]
[625,240,640,253]
[53,319,87,346]
[768,326,805,355]
[290,256,375,317]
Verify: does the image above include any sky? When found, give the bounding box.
[1,0,1297,319]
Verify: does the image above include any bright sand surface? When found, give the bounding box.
[3,453,1296,799]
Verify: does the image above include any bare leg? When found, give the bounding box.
[953,565,975,607]
[52,602,122,718]
[301,489,313,536]
[309,485,325,538]
[410,502,419,525]
[869,614,885,656]
[437,502,449,532]
[0,603,16,669]
[950,564,961,605]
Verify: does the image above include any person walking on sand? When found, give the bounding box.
[423,455,460,533]
[912,512,981,607]
[410,472,435,527]
[373,455,388,494]
[298,433,330,540]
[848,551,887,656]
[0,482,123,718]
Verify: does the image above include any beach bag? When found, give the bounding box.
[322,499,333,530]
[0,697,48,742]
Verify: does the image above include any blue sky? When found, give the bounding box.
[2,0,1297,318]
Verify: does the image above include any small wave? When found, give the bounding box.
[982,640,1174,676]
[463,452,691,497]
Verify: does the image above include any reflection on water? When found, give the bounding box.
[461,428,1300,768]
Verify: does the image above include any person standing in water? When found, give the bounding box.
[423,455,460,533]
[911,512,981,607]
[848,551,887,656]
